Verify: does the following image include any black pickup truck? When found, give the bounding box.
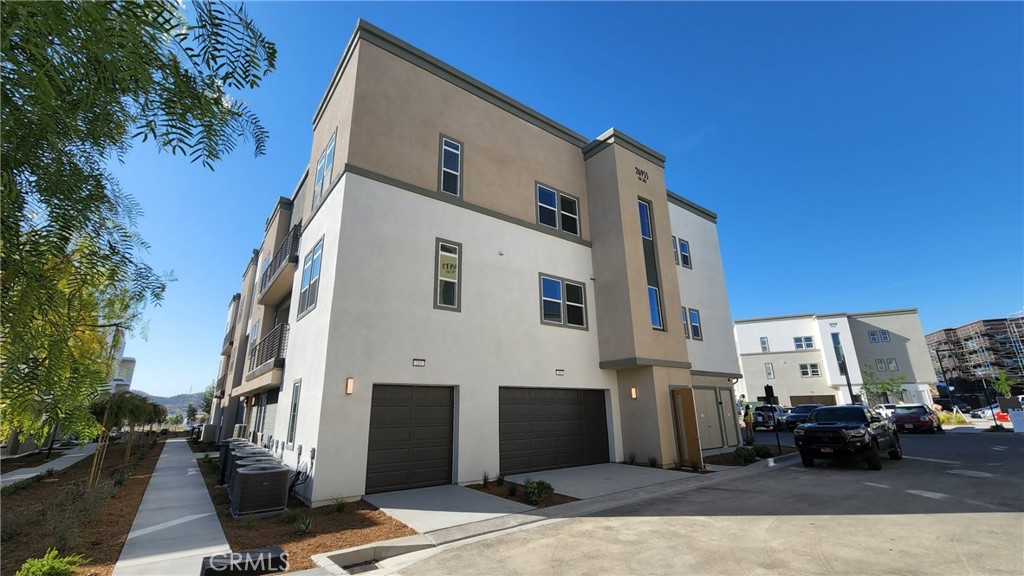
[793,405,902,470]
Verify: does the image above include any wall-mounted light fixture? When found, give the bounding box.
[412,358,426,367]
[346,377,355,395]
[630,387,638,399]
[555,369,565,376]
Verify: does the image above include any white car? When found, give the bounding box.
[873,404,898,418]
[970,403,1000,419]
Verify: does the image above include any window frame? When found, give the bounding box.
[880,330,891,342]
[765,362,775,379]
[433,238,463,312]
[759,336,770,352]
[286,379,301,448]
[297,237,324,318]
[638,199,653,240]
[681,307,690,339]
[312,131,337,209]
[535,183,581,237]
[538,273,588,330]
[794,336,814,350]
[868,330,879,343]
[672,236,680,266]
[438,135,463,197]
[887,358,899,371]
[689,308,703,340]
[875,359,888,372]
[677,238,692,268]
[648,286,663,330]
[799,363,821,377]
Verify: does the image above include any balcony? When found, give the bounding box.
[221,323,236,356]
[242,323,289,394]
[258,224,302,305]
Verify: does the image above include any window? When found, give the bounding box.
[765,362,775,379]
[434,239,461,311]
[880,330,891,342]
[887,358,899,371]
[681,308,690,339]
[536,184,579,236]
[689,308,702,340]
[800,363,821,377]
[439,136,462,196]
[875,359,888,372]
[759,337,770,352]
[638,200,653,240]
[677,238,691,268]
[312,132,336,209]
[831,332,847,376]
[648,286,663,330]
[794,336,814,350]
[540,275,586,329]
[868,330,879,343]
[672,236,679,265]
[298,239,323,315]
[286,380,301,446]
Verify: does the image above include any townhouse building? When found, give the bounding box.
[208,20,742,505]
[733,309,935,408]
[926,316,1024,404]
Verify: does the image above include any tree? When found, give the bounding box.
[167,413,184,428]
[186,403,198,426]
[861,366,906,405]
[991,369,1013,398]
[202,379,215,418]
[1,1,276,447]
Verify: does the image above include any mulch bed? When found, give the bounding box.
[702,445,798,467]
[466,481,577,508]
[0,436,165,576]
[198,461,416,573]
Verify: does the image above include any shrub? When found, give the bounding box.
[332,497,348,513]
[1,475,41,497]
[43,468,56,477]
[496,474,504,486]
[114,470,132,487]
[278,508,301,524]
[15,548,88,576]
[482,471,490,488]
[734,446,757,464]
[1,513,33,542]
[297,516,312,534]
[240,516,257,529]
[939,412,968,425]
[507,482,519,497]
[647,456,659,468]
[627,452,636,466]
[523,480,554,505]
[753,445,773,459]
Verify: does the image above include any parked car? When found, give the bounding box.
[786,404,825,431]
[872,403,898,419]
[933,397,971,413]
[970,402,1001,419]
[794,405,902,470]
[754,405,786,430]
[892,404,942,433]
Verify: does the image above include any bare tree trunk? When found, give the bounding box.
[44,422,60,461]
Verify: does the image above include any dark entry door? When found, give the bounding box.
[499,387,609,475]
[365,385,453,493]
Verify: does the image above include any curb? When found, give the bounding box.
[312,455,799,573]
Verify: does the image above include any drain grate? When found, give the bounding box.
[344,561,379,574]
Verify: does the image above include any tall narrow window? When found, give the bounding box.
[880,330,891,342]
[312,132,336,209]
[638,199,662,330]
[298,239,323,315]
[689,308,703,340]
[536,184,580,236]
[648,286,663,330]
[286,380,301,446]
[868,331,879,343]
[638,200,653,240]
[672,236,680,265]
[887,358,899,371]
[765,363,775,379]
[831,332,848,376]
[681,308,690,339]
[440,136,462,196]
[434,238,461,311]
[540,275,587,329]
[677,238,691,268]
[759,337,770,352]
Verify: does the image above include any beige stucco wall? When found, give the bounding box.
[344,42,590,240]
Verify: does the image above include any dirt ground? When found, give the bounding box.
[198,461,416,573]
[0,436,165,576]
[702,444,798,466]
[0,445,84,471]
[466,481,577,508]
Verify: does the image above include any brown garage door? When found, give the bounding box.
[365,385,453,494]
[499,387,609,475]
[789,395,837,406]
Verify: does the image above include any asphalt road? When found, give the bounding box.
[393,430,1024,576]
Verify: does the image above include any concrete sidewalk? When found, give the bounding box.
[0,442,97,487]
[113,438,230,576]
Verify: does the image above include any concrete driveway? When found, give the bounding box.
[505,463,691,499]
[379,432,1024,576]
[365,485,533,533]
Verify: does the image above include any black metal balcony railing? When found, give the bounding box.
[259,224,302,296]
[248,323,289,373]
[222,324,236,350]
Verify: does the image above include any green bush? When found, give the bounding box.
[15,548,88,576]
[1,474,43,497]
[278,508,301,524]
[297,516,312,534]
[753,445,773,459]
[734,446,757,464]
[523,480,554,505]
[240,516,257,529]
[332,497,348,513]
[939,412,968,425]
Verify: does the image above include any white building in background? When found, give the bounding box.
[733,309,935,407]
[111,357,135,393]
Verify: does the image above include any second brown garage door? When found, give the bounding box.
[365,385,453,494]
[499,387,609,475]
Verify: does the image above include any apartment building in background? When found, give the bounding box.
[733,309,935,407]
[207,20,742,505]
[926,316,1024,403]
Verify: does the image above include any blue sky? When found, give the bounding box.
[112,2,1023,397]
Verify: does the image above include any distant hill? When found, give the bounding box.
[133,390,205,416]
